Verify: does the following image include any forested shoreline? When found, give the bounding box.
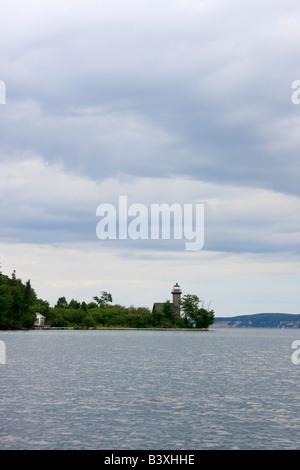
[0,268,214,330]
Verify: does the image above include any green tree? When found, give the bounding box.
[68,299,81,309]
[87,301,97,309]
[21,280,36,328]
[197,308,215,329]
[82,314,97,328]
[0,284,13,328]
[93,291,113,308]
[34,299,50,317]
[162,300,175,322]
[151,300,184,328]
[11,269,17,285]
[55,296,68,308]
[180,294,199,319]
[180,294,214,328]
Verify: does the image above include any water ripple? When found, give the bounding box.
[0,328,299,449]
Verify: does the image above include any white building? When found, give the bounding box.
[34,312,46,327]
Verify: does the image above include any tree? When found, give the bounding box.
[55,296,68,308]
[11,269,17,284]
[151,300,185,328]
[162,300,174,321]
[0,284,13,328]
[87,301,98,309]
[180,294,214,328]
[21,280,37,328]
[161,300,175,327]
[68,299,81,309]
[197,308,215,329]
[93,291,113,308]
[180,294,200,319]
[82,314,97,328]
[34,298,50,317]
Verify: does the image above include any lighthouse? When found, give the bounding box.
[171,283,182,316]
[152,282,182,317]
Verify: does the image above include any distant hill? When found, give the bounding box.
[214,313,300,328]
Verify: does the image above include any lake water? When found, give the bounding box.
[0,328,299,450]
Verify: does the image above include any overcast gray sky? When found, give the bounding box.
[0,0,299,315]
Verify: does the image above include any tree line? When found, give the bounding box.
[0,267,214,330]
[0,269,38,329]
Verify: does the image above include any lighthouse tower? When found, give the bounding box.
[171,283,182,316]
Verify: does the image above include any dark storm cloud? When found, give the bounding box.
[1,0,299,196]
[1,0,299,259]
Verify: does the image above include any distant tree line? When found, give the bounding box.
[0,266,214,330]
[214,313,300,328]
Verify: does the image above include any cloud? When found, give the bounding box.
[0,0,299,315]
[1,0,299,194]
[1,157,299,256]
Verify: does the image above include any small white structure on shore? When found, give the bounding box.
[35,312,46,327]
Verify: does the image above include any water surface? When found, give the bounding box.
[0,328,299,449]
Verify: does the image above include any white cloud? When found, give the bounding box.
[1,157,299,249]
[1,0,299,316]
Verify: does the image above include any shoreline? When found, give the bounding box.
[32,326,209,331]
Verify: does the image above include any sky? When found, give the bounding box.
[0,0,299,316]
